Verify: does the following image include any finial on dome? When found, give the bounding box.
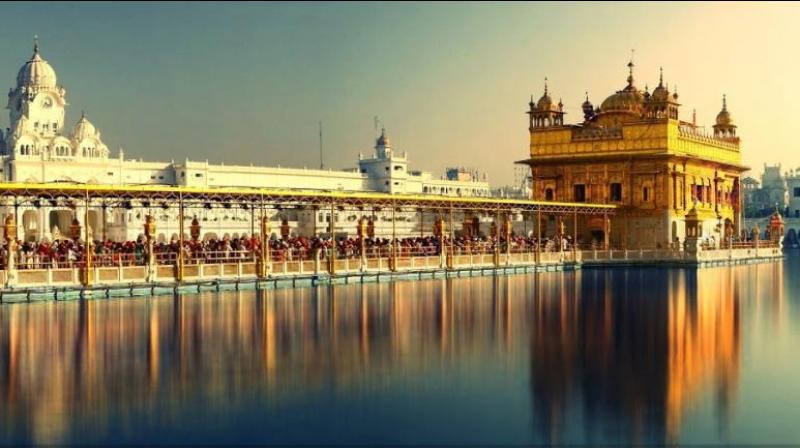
[658,67,664,87]
[722,94,727,111]
[376,127,391,147]
[33,35,39,55]
[627,50,635,87]
[544,77,549,96]
[585,91,589,102]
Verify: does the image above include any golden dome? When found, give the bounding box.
[581,91,592,109]
[536,77,560,112]
[599,60,644,115]
[716,95,733,126]
[537,93,555,111]
[600,88,644,113]
[650,68,670,102]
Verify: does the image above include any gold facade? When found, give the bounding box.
[520,65,746,248]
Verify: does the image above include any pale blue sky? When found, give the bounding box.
[1,2,797,185]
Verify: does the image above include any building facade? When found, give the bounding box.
[742,166,800,247]
[0,43,491,242]
[519,64,746,248]
[787,170,800,218]
[742,164,789,217]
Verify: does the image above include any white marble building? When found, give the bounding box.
[0,43,491,242]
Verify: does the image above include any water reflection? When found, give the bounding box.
[530,268,747,445]
[0,261,789,445]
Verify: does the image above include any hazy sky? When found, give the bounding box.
[1,2,797,185]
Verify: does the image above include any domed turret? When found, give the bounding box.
[70,112,109,159]
[528,78,565,129]
[16,40,57,89]
[72,112,98,140]
[581,92,596,122]
[376,127,391,148]
[643,67,680,120]
[375,128,392,158]
[713,95,737,139]
[536,78,559,112]
[715,95,733,126]
[650,68,670,102]
[581,92,592,110]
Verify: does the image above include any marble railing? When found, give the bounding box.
[0,250,582,291]
[0,245,782,295]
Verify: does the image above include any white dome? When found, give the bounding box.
[16,44,57,88]
[72,114,98,140]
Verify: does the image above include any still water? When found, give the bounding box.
[1,255,799,446]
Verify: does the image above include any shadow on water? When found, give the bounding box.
[0,258,792,445]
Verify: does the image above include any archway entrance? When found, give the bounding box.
[49,210,73,240]
[21,210,40,242]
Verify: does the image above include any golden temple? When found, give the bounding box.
[518,61,746,249]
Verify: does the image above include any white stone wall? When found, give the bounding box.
[0,44,491,242]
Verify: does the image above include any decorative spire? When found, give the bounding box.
[626,50,635,88]
[543,77,549,96]
[722,94,727,111]
[582,91,595,121]
[659,67,664,87]
[33,35,39,55]
[692,108,696,126]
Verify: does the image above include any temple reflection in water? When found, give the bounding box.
[0,262,786,445]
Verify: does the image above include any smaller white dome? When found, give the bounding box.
[16,43,57,88]
[72,113,98,140]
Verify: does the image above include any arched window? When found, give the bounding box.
[545,188,554,201]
